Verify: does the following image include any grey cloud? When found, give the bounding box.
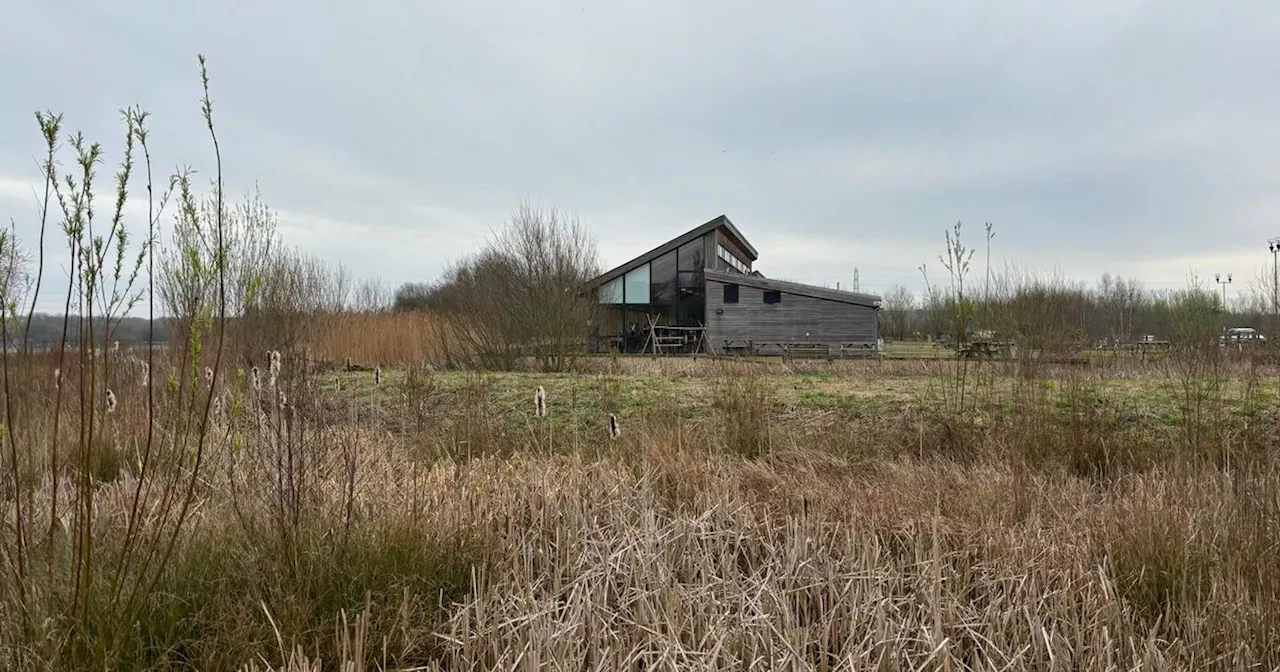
[2,0,1280,311]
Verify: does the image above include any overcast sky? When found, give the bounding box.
[3,1,1280,312]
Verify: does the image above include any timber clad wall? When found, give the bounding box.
[705,279,878,352]
[586,215,880,356]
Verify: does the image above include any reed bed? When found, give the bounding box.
[306,311,452,367]
[232,443,1278,671]
[4,347,1280,669]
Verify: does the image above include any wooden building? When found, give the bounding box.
[585,215,881,357]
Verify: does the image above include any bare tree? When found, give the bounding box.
[159,187,354,363]
[878,284,915,339]
[437,203,600,372]
[237,248,349,359]
[987,264,1089,357]
[158,186,280,332]
[918,263,950,340]
[1089,273,1145,344]
[351,276,389,312]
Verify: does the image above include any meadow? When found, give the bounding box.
[4,55,1277,671]
[4,336,1279,670]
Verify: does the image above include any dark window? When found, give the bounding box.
[763,290,781,304]
[723,284,739,304]
[676,239,705,294]
[650,251,677,305]
[677,239,704,273]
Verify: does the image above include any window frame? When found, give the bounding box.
[716,244,750,274]
[599,277,624,304]
[623,264,651,304]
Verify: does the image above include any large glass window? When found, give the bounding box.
[723,284,739,304]
[650,251,677,305]
[599,277,623,304]
[678,239,704,274]
[623,265,650,304]
[677,239,704,291]
[675,239,706,326]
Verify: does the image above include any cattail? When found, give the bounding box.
[374,366,381,386]
[278,389,288,410]
[534,386,547,418]
[212,393,223,419]
[111,340,120,354]
[268,350,282,387]
[204,366,214,386]
[54,368,61,389]
[106,389,117,414]
[251,366,261,391]
[140,361,150,388]
[334,376,341,393]
[608,413,620,439]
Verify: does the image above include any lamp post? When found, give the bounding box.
[1269,239,1280,330]
[1215,272,1233,323]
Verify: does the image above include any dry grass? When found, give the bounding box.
[3,347,1280,670]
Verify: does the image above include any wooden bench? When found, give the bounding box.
[718,339,752,356]
[839,342,878,359]
[785,343,832,360]
[652,335,686,353]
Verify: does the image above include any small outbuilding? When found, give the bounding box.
[585,215,881,357]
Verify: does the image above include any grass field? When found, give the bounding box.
[4,350,1280,669]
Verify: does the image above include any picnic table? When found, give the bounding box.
[956,339,1012,359]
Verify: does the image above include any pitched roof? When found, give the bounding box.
[704,269,882,308]
[587,214,757,288]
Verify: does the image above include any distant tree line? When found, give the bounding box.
[391,281,447,312]
[18,313,173,349]
[879,222,1280,347]
[878,270,1279,346]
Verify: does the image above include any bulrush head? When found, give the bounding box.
[106,389,117,414]
[204,367,214,386]
[608,413,620,439]
[54,368,61,389]
[375,366,382,386]
[250,366,261,392]
[268,350,282,387]
[534,386,547,418]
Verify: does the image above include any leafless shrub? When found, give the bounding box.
[434,203,601,372]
